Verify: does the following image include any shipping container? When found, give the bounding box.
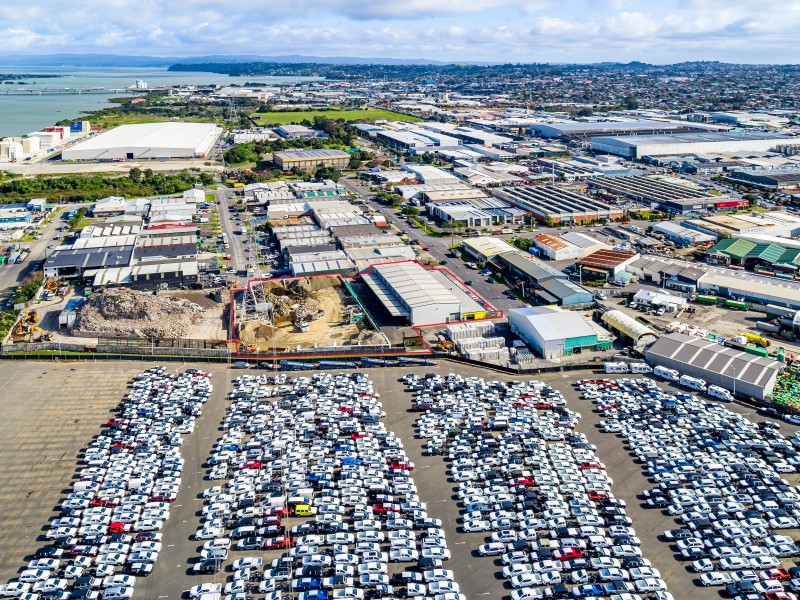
[695,295,718,305]
[724,300,748,310]
[743,345,770,358]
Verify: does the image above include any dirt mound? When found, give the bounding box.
[290,276,341,294]
[75,288,204,338]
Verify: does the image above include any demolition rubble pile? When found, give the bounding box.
[75,288,204,338]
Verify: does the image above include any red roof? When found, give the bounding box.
[578,249,637,269]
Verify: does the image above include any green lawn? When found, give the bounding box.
[251,108,421,125]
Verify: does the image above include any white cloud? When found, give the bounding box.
[1,0,798,63]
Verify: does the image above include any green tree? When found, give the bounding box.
[623,96,639,110]
[401,206,420,217]
[348,157,363,170]
[315,166,342,182]
[129,167,142,182]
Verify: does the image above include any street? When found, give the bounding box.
[340,176,525,313]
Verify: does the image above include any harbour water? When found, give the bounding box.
[0,66,318,139]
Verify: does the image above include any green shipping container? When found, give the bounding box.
[743,345,770,358]
[724,300,748,310]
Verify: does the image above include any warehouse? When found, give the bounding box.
[632,289,688,311]
[62,122,221,161]
[531,119,714,139]
[493,186,623,224]
[536,278,595,307]
[462,237,519,262]
[651,221,717,246]
[360,261,462,325]
[273,149,350,171]
[591,131,789,160]
[44,245,134,278]
[601,309,659,348]
[402,165,462,186]
[533,234,582,261]
[496,252,567,285]
[509,306,610,359]
[697,268,800,309]
[644,333,784,401]
[577,249,639,281]
[729,169,800,190]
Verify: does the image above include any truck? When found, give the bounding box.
[679,374,707,392]
[630,363,653,374]
[707,385,733,402]
[604,362,630,374]
[741,332,770,348]
[695,295,718,305]
[653,365,680,382]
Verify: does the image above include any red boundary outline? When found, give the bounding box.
[229,260,505,360]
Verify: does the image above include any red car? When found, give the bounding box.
[581,462,606,470]
[410,403,432,412]
[512,402,529,409]
[764,594,795,600]
[351,432,373,440]
[587,491,609,501]
[108,521,132,534]
[338,407,354,414]
[536,402,554,410]
[597,405,617,413]
[390,461,415,471]
[764,568,791,581]
[91,497,120,508]
[68,545,98,557]
[555,547,583,561]
[373,503,401,514]
[263,536,291,549]
[510,476,535,486]
[240,461,264,470]
[266,507,290,517]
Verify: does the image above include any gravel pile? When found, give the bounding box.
[75,288,204,338]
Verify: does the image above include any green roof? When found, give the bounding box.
[710,238,756,259]
[745,243,786,264]
[775,248,800,267]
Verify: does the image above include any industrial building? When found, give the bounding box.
[360,262,462,325]
[493,252,595,307]
[493,186,624,224]
[685,212,800,238]
[577,249,639,281]
[601,309,659,348]
[632,289,688,311]
[531,119,716,139]
[62,122,222,161]
[645,333,784,401]
[275,124,317,139]
[591,131,789,160]
[402,165,462,186]
[462,237,519,262]
[272,149,350,171]
[651,221,716,246]
[589,176,747,214]
[509,306,612,359]
[729,169,800,190]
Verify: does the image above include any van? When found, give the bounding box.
[679,374,707,392]
[293,504,315,517]
[73,481,99,493]
[103,587,134,600]
[630,363,652,374]
[604,362,630,374]
[653,365,680,382]
[707,385,733,402]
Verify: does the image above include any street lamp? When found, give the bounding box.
[727,364,737,397]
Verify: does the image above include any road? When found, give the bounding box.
[212,188,248,276]
[0,206,77,303]
[340,176,526,314]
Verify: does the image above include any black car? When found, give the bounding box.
[35,546,63,558]
[194,559,222,574]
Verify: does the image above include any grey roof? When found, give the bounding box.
[498,252,566,282]
[133,243,197,261]
[509,307,597,342]
[645,333,783,389]
[594,131,789,147]
[46,246,133,271]
[538,278,594,301]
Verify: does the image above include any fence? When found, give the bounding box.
[1,341,228,358]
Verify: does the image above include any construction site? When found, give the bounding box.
[235,276,388,353]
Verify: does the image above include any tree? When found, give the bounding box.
[348,157,363,170]
[129,167,142,182]
[577,108,593,117]
[314,166,342,182]
[401,206,420,217]
[623,96,639,110]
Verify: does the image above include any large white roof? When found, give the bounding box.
[63,123,222,160]
[373,262,460,308]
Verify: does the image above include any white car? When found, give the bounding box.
[700,572,733,587]
[0,583,31,598]
[189,583,223,598]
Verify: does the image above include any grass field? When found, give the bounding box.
[251,108,421,125]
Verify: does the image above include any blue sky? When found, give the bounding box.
[2,0,798,63]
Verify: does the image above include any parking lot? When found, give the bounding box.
[0,361,798,600]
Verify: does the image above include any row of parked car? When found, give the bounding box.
[0,367,213,600]
[404,372,672,600]
[584,376,800,600]
[189,372,459,600]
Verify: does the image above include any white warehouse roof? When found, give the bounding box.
[372,262,459,308]
[63,123,222,161]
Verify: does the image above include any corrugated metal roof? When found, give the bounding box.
[372,262,460,308]
[645,333,782,388]
[601,309,659,343]
[509,307,598,342]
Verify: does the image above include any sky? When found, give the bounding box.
[2,0,799,64]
